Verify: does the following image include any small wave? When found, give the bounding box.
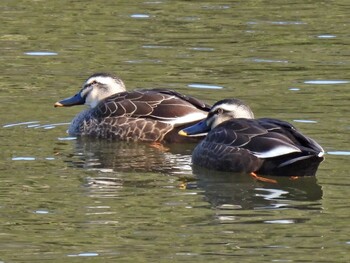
[327,151,350,156]
[3,121,69,129]
[304,80,349,85]
[24,51,58,56]
[188,83,223,89]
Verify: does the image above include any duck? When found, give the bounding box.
[178,98,324,178]
[54,73,211,143]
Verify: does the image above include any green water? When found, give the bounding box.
[0,0,349,262]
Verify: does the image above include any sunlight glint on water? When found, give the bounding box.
[0,0,348,262]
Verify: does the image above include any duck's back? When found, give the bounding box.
[192,118,324,175]
[69,89,210,142]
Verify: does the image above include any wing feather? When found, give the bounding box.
[203,118,321,159]
[92,89,209,125]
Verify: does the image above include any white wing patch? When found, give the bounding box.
[252,145,301,158]
[159,112,207,125]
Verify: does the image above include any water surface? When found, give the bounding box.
[0,0,349,262]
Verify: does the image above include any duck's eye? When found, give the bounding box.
[83,80,98,89]
[214,108,224,115]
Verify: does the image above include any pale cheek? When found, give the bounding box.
[86,91,108,108]
[84,97,94,108]
[90,101,99,108]
[86,92,98,107]
[211,116,230,128]
[212,119,221,128]
[207,118,217,129]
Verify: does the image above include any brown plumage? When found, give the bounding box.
[55,73,210,142]
[179,99,324,176]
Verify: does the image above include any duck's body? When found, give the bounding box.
[55,73,210,142]
[179,99,324,177]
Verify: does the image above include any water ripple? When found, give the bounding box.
[12,156,56,161]
[255,188,289,200]
[126,59,162,64]
[34,123,69,129]
[34,210,50,214]
[142,45,172,49]
[327,151,350,156]
[189,47,215,51]
[264,219,295,224]
[130,14,150,19]
[24,51,58,56]
[188,83,223,89]
[58,137,77,141]
[67,252,99,257]
[293,119,318,124]
[247,21,306,25]
[3,121,70,129]
[12,157,36,161]
[251,58,288,63]
[269,21,306,25]
[317,35,336,39]
[289,87,300,91]
[304,80,349,85]
[3,121,40,128]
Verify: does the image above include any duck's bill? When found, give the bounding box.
[54,93,85,107]
[178,120,210,137]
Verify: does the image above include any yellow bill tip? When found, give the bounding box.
[54,102,64,107]
[178,130,188,136]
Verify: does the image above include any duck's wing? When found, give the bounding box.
[148,89,211,111]
[93,89,210,126]
[257,118,324,156]
[206,118,319,159]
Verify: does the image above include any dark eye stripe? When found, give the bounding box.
[80,84,94,98]
[210,107,225,115]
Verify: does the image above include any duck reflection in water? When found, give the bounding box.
[65,137,322,211]
[63,137,196,195]
[179,98,324,181]
[191,166,323,210]
[54,73,210,143]
[66,137,196,174]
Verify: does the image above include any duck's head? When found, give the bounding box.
[179,98,254,137]
[54,73,126,108]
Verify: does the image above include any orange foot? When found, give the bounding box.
[178,182,187,190]
[250,172,277,184]
[289,176,300,180]
[149,142,169,152]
